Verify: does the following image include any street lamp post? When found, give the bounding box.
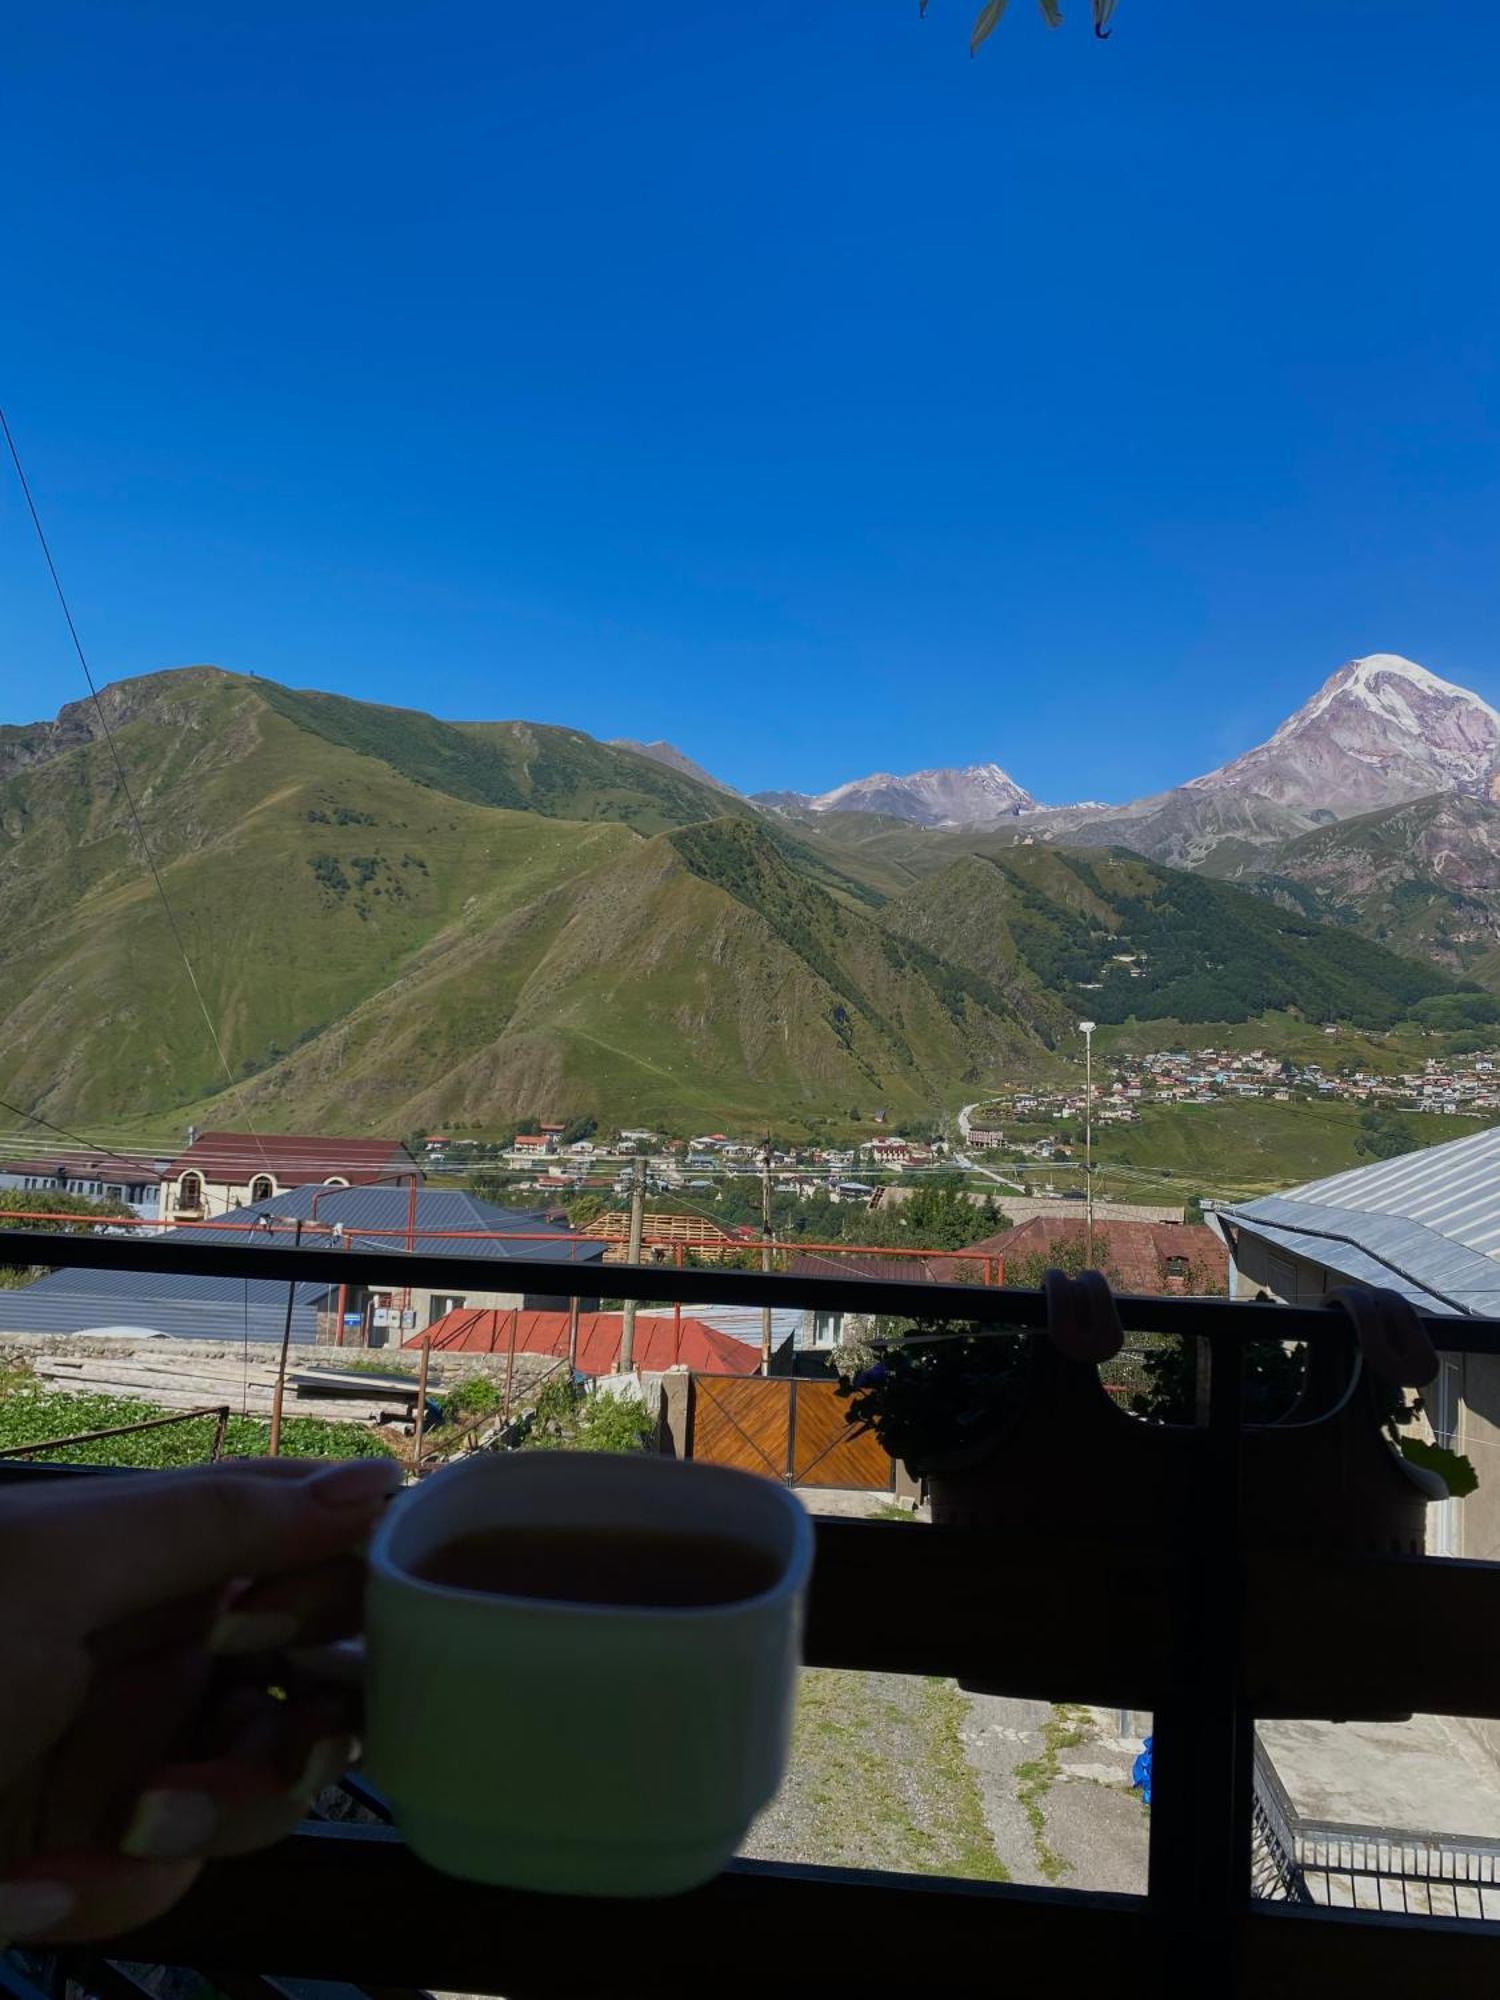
[1079,1020,1096,1268]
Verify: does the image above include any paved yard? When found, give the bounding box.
[1261,1713,1500,1837]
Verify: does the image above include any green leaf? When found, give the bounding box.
[1400,1435,1479,1499]
[970,0,1011,55]
[1039,0,1064,24]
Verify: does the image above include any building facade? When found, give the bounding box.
[160,1130,422,1222]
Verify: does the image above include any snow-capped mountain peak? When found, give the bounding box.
[1189,654,1500,815]
[799,760,1038,826]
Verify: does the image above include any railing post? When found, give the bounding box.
[412,1336,432,1475]
[210,1404,229,1462]
[1148,1325,1252,1997]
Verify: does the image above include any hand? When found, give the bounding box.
[0,1455,400,1945]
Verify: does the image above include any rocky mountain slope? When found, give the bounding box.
[608,739,739,794]
[757,761,1037,826]
[1240,793,1500,983]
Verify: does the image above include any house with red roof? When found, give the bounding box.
[408,1307,760,1376]
[161,1130,422,1223]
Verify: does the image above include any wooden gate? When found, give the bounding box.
[688,1374,894,1491]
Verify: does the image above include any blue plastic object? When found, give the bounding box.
[1131,1734,1153,1805]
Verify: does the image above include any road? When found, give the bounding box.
[952,1102,1028,1193]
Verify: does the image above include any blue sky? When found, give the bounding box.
[3,1,1498,803]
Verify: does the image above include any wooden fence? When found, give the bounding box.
[685,1373,895,1491]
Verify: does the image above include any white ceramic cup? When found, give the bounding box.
[364,1451,813,1896]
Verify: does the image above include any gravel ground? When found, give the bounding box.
[743,1671,1149,1892]
[743,1669,1007,1879]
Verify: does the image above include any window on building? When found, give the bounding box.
[250,1175,274,1203]
[1166,1256,1189,1280]
[177,1172,204,1210]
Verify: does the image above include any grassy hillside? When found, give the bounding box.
[0,667,1474,1141]
[258,682,745,833]
[0,673,634,1120]
[882,847,1457,1032]
[1090,1098,1489,1201]
[208,819,1051,1135]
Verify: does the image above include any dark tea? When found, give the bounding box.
[413,1524,783,1608]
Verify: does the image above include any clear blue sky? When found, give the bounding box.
[3,1,1498,803]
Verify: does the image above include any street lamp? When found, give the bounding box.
[1079,1020,1097,1268]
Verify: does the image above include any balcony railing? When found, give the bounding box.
[2,1225,1499,1998]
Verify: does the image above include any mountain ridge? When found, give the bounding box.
[0,666,1466,1135]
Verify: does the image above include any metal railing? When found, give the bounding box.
[1294,1822,1500,1921]
[1,1224,1499,1999]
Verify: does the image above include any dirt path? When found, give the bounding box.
[957,1693,1150,1892]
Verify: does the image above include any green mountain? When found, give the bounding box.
[879,845,1454,1030]
[0,668,1469,1138]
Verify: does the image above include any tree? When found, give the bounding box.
[922,0,1121,57]
[0,1189,136,1289]
[894,1179,1006,1251]
[1004,1229,1120,1291]
[1355,1107,1418,1161]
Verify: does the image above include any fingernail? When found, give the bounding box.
[121,1789,219,1860]
[0,1879,75,1939]
[291,1735,357,1799]
[307,1458,402,1509]
[209,1609,301,1656]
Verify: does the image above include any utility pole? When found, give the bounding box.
[759,1134,774,1376]
[268,1217,304,1456]
[1080,1019,1097,1268]
[619,1153,645,1372]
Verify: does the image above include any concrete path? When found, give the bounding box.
[957,1693,1150,1893]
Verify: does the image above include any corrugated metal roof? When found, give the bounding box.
[1223,1121,1500,1318]
[409,1308,760,1376]
[165,1131,418,1182]
[677,1304,805,1349]
[176,1184,608,1264]
[0,1269,327,1344]
[0,1188,605,1343]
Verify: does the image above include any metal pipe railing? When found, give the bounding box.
[4,1227,1499,1350]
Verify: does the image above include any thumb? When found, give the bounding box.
[7,1459,401,1638]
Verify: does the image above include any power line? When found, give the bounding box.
[0,403,271,1172]
[0,1094,165,1177]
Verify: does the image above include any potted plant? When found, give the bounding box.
[838,1299,1475,1554]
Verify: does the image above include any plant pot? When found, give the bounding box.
[920,1330,1445,1710]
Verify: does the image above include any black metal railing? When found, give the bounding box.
[1,1226,1499,1999]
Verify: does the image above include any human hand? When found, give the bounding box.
[0,1455,400,1945]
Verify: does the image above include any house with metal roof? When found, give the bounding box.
[1212,1122,1500,1562]
[159,1129,423,1223]
[0,1152,166,1220]
[0,1184,605,1348]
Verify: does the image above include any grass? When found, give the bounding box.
[1012,1702,1092,1881]
[0,1383,394,1468]
[769,1669,1009,1882]
[1090,1097,1489,1201]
